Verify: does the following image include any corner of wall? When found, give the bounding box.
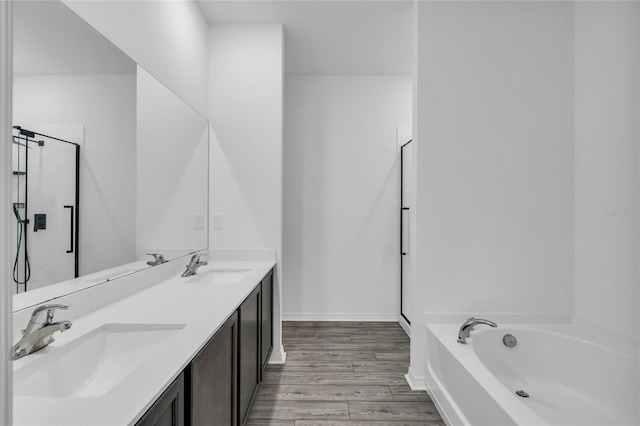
[63,0,210,117]
[208,22,285,378]
[268,344,287,365]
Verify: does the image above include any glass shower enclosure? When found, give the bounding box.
[12,126,79,293]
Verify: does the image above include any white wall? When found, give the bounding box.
[411,0,575,384]
[574,1,640,341]
[208,24,285,360]
[283,76,412,320]
[13,74,137,277]
[197,0,413,77]
[63,0,209,116]
[136,66,209,258]
[209,25,283,252]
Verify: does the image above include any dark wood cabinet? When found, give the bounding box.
[136,268,274,426]
[136,372,185,426]
[238,285,260,426]
[190,312,237,426]
[260,271,273,379]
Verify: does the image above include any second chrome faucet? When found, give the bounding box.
[181,254,208,277]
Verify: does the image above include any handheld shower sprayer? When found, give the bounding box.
[13,203,19,221]
[13,203,25,223]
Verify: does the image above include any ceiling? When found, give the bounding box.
[13,0,135,76]
[196,0,413,75]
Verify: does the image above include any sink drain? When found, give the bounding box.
[516,390,530,398]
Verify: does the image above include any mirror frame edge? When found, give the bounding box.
[1,0,14,422]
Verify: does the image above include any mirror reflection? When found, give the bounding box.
[11,0,208,296]
[12,127,81,290]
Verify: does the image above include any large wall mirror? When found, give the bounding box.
[11,0,209,304]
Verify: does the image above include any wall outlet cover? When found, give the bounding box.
[213,214,223,230]
[193,213,205,230]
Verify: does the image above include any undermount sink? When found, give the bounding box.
[187,268,251,284]
[13,323,185,398]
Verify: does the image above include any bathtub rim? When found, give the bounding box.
[425,313,639,359]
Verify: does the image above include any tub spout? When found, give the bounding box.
[457,317,497,344]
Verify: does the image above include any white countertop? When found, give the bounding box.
[13,259,275,426]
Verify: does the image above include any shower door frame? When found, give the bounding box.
[400,138,412,325]
[13,126,80,290]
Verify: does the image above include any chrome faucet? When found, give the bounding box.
[146,253,167,266]
[457,317,497,344]
[11,304,72,360]
[181,254,207,277]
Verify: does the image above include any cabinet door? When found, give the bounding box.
[239,285,260,426]
[136,372,185,426]
[191,312,237,426]
[260,271,273,378]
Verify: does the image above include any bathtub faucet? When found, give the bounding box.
[457,317,497,344]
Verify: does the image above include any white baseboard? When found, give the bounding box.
[405,366,427,391]
[268,345,287,364]
[282,313,400,322]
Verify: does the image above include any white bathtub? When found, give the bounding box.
[425,323,639,426]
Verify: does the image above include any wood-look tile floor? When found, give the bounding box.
[247,321,445,426]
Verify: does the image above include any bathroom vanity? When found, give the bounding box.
[12,256,275,426]
[137,270,273,426]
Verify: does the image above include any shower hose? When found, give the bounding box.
[13,209,30,289]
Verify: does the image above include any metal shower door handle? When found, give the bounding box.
[64,205,74,253]
[401,207,409,255]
